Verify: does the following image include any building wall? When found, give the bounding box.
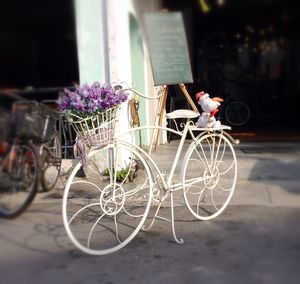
[74,0,106,84]
[75,0,163,145]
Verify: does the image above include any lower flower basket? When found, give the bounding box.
[67,106,118,148]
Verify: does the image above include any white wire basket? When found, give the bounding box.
[67,106,119,147]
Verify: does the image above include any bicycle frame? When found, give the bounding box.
[117,119,238,193]
[116,117,239,243]
[118,124,185,190]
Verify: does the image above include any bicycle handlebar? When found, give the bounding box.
[111,81,163,100]
[123,88,163,100]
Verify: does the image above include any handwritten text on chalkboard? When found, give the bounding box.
[143,12,193,86]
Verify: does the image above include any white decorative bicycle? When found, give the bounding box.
[62,88,239,255]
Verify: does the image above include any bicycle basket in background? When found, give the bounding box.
[67,106,119,147]
[13,101,59,143]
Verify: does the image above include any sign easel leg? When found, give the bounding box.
[178,83,198,112]
[155,85,168,149]
[150,84,199,152]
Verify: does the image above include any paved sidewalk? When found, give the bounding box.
[1,140,300,284]
[36,140,300,209]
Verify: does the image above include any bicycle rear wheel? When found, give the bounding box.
[225,101,251,126]
[62,141,153,255]
[41,134,62,191]
[181,133,237,220]
[0,141,39,218]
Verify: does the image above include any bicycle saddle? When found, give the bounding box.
[166,109,199,120]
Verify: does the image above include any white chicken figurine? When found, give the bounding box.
[196,91,223,128]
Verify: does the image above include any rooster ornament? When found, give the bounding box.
[196,91,223,128]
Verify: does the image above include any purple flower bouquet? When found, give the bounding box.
[58,82,128,146]
[58,82,128,118]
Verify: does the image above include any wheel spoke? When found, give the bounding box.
[87,212,106,248]
[185,183,206,195]
[213,136,224,168]
[68,203,101,225]
[114,214,122,244]
[219,160,235,176]
[218,183,233,192]
[196,187,207,215]
[210,189,219,211]
[122,206,144,218]
[194,144,211,171]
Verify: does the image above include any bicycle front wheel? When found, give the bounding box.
[41,134,62,192]
[181,133,237,220]
[62,141,153,255]
[0,141,39,218]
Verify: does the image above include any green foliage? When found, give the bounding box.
[102,167,135,182]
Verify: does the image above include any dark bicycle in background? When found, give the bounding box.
[0,137,39,218]
[0,93,61,218]
[201,33,252,128]
[37,100,62,192]
[220,60,252,127]
[0,93,39,218]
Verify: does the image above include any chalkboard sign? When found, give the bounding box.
[143,12,193,86]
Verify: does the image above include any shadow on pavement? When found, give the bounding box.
[248,158,300,194]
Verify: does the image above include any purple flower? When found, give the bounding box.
[57,81,128,116]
